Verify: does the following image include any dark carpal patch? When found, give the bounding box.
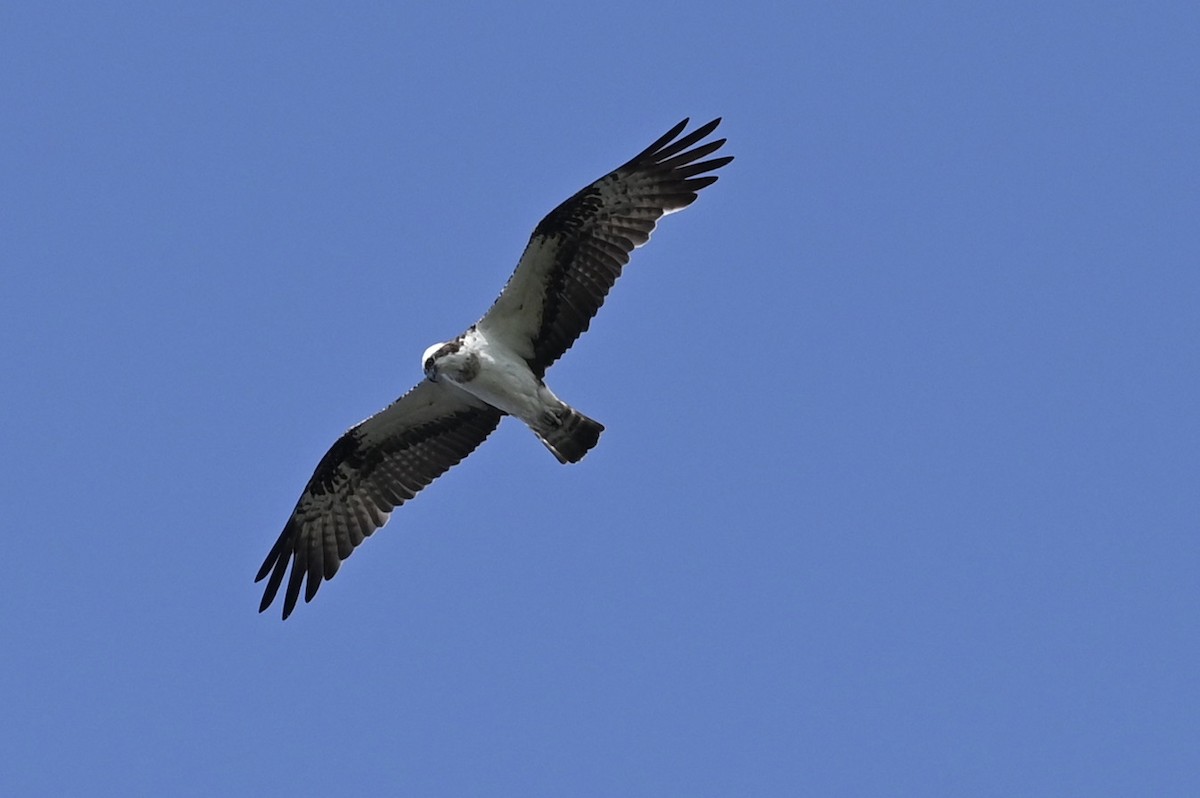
[306,430,365,496]
[325,410,489,496]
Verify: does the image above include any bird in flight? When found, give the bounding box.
[257,118,732,618]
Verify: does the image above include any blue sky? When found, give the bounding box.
[3,2,1197,795]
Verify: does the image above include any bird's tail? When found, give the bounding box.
[535,406,604,464]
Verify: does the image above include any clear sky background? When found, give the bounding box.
[3,2,1197,795]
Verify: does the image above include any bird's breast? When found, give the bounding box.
[453,346,545,422]
[440,351,482,383]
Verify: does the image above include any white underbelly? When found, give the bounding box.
[456,346,547,423]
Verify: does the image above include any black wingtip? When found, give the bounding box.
[637,118,690,160]
[695,117,722,136]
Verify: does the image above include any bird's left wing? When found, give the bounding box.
[478,118,732,378]
[256,380,503,619]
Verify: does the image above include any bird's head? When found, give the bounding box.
[421,340,461,382]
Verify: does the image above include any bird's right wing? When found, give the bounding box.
[256,380,503,619]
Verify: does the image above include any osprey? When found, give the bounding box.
[257,118,732,618]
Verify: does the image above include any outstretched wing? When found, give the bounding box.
[478,118,733,377]
[256,380,503,619]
